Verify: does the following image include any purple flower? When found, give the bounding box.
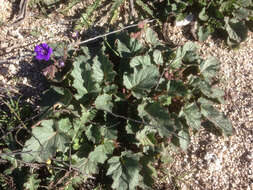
[34,43,53,61]
[71,31,79,39]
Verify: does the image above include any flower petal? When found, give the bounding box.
[34,43,53,61]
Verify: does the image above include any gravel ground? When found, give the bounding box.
[162,23,253,190]
[1,1,253,190]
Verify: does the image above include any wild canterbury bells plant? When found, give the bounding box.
[23,26,233,189]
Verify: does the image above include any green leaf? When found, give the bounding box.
[22,120,70,162]
[178,130,190,151]
[145,28,160,46]
[210,87,225,103]
[71,56,100,100]
[225,18,248,44]
[199,7,209,21]
[160,143,174,164]
[103,139,115,154]
[198,26,211,42]
[233,8,250,20]
[181,102,202,130]
[72,156,98,175]
[144,103,170,124]
[199,56,219,84]
[182,42,199,63]
[58,118,72,133]
[89,141,114,164]
[95,94,113,112]
[50,41,66,58]
[237,0,252,7]
[188,76,225,103]
[64,176,83,190]
[198,98,233,136]
[144,102,174,138]
[103,84,118,94]
[136,0,154,17]
[85,125,101,144]
[107,151,141,190]
[100,127,118,140]
[136,126,157,149]
[171,42,198,68]
[169,80,187,97]
[72,107,97,142]
[137,102,148,119]
[182,42,197,55]
[92,54,116,83]
[123,65,159,98]
[158,95,172,106]
[117,35,143,57]
[130,55,152,68]
[139,156,157,188]
[153,50,163,65]
[40,86,72,110]
[24,174,41,190]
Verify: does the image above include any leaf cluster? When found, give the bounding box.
[18,27,233,189]
[158,0,253,46]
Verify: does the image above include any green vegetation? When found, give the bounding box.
[2,0,251,189]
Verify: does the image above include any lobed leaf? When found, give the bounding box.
[85,125,102,144]
[95,94,113,112]
[178,130,190,151]
[39,86,72,110]
[199,56,219,84]
[22,120,70,162]
[106,151,141,190]
[180,102,202,131]
[198,26,211,42]
[71,56,100,100]
[198,98,233,136]
[144,102,175,138]
[130,55,152,68]
[153,50,163,65]
[89,141,114,164]
[145,28,160,46]
[171,42,198,68]
[136,126,157,150]
[123,65,159,98]
[92,54,116,83]
[199,7,209,21]
[225,17,248,44]
[117,35,143,57]
[24,174,41,190]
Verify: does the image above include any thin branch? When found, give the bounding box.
[0,150,41,157]
[77,19,155,45]
[0,19,155,64]
[106,110,189,141]
[51,158,95,179]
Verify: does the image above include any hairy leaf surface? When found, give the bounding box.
[199,98,233,136]
[181,102,202,130]
[22,120,70,162]
[106,151,141,190]
[123,65,159,98]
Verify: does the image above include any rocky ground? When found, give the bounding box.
[0,1,252,190]
[162,25,253,190]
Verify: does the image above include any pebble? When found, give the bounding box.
[163,23,253,189]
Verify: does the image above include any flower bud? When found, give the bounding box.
[58,60,65,68]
